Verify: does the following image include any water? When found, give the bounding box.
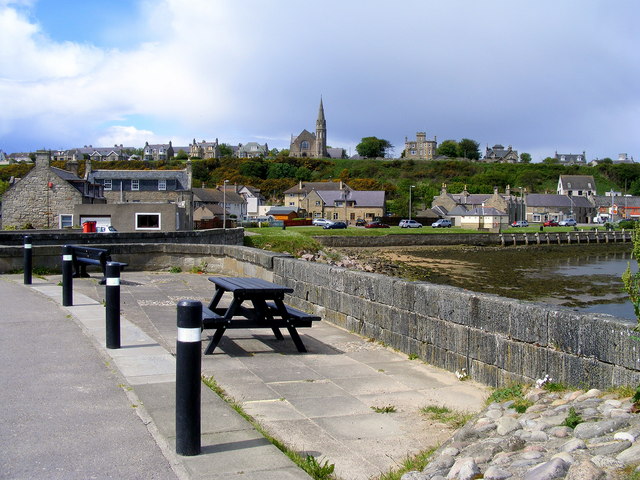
[347,243,638,321]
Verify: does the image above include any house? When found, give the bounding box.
[266,206,299,221]
[192,186,247,221]
[524,194,594,224]
[74,202,188,232]
[289,99,327,158]
[431,184,525,223]
[557,175,596,197]
[483,144,519,163]
[237,185,265,216]
[326,147,347,159]
[6,153,33,163]
[54,145,133,162]
[593,195,640,220]
[86,163,194,230]
[459,206,509,232]
[236,142,269,158]
[0,150,8,165]
[283,180,350,209]
[189,139,219,159]
[143,141,175,161]
[1,152,105,229]
[301,189,386,223]
[554,151,587,165]
[403,132,437,160]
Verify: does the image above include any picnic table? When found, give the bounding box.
[202,277,320,355]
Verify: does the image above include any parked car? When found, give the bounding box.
[312,218,333,227]
[323,221,347,229]
[431,219,452,228]
[558,218,577,226]
[365,221,390,228]
[399,219,423,228]
[355,218,367,226]
[511,220,529,227]
[543,220,559,227]
[96,225,117,233]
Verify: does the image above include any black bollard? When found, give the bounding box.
[23,235,32,285]
[105,262,121,349]
[62,245,73,306]
[176,300,202,456]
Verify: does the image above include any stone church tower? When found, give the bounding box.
[290,98,328,158]
[314,98,327,158]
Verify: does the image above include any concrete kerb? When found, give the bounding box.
[15,276,311,480]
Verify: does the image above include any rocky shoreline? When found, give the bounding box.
[401,388,640,480]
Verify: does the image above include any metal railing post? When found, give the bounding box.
[23,235,32,285]
[105,262,121,349]
[62,245,73,306]
[176,299,202,456]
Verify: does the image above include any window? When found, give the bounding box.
[332,213,339,220]
[135,213,161,230]
[301,141,309,149]
[59,214,73,228]
[315,201,321,206]
[104,179,112,190]
[533,214,541,222]
[158,180,166,191]
[314,212,322,218]
[289,202,295,206]
[131,179,139,191]
[335,201,343,207]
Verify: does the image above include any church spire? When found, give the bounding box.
[315,97,327,158]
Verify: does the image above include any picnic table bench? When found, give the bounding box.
[202,276,320,354]
[68,245,128,285]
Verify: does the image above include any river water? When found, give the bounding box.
[341,243,638,322]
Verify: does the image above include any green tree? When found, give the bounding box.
[219,144,234,158]
[239,160,267,178]
[356,137,393,158]
[295,166,313,181]
[267,162,297,179]
[436,140,459,158]
[175,149,189,160]
[542,157,559,164]
[520,152,532,164]
[457,138,480,160]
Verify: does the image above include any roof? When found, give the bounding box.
[526,194,592,208]
[448,205,469,216]
[593,195,640,208]
[89,168,190,189]
[449,194,491,206]
[266,206,298,215]
[192,187,244,203]
[326,147,345,159]
[559,175,596,191]
[283,181,348,195]
[316,190,385,207]
[463,207,507,216]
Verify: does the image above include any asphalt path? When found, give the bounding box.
[0,277,177,480]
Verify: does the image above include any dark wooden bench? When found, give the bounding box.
[69,245,128,285]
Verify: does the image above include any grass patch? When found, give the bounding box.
[408,353,419,360]
[202,376,336,479]
[371,405,396,413]
[486,384,525,404]
[33,266,56,275]
[606,385,637,399]
[420,405,473,429]
[621,465,640,480]
[190,262,208,274]
[543,382,567,392]
[168,266,182,273]
[244,229,324,256]
[374,447,437,480]
[513,398,534,413]
[561,407,584,429]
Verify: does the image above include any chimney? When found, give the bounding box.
[35,150,50,169]
[340,181,344,190]
[493,186,498,195]
[67,159,79,176]
[84,158,92,179]
[505,184,511,196]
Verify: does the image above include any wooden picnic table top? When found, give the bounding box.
[207,277,294,295]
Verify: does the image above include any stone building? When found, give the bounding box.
[1,151,105,229]
[554,151,587,165]
[483,144,519,163]
[143,141,175,161]
[189,139,219,159]
[236,142,269,158]
[301,189,385,224]
[283,181,349,209]
[403,132,437,160]
[557,175,596,197]
[431,184,525,224]
[289,99,327,158]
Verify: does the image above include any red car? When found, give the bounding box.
[365,221,390,229]
[543,220,559,227]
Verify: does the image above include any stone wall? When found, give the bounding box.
[1,241,638,389]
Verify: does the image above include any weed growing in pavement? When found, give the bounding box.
[561,407,584,429]
[371,405,397,413]
[408,353,419,360]
[374,446,437,480]
[168,266,182,273]
[421,405,473,429]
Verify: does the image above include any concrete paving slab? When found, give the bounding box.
[286,394,371,418]
[242,398,307,421]
[332,374,414,395]
[267,379,348,399]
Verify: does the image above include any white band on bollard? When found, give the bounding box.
[63,254,73,261]
[177,327,202,343]
[24,244,32,249]
[106,277,120,286]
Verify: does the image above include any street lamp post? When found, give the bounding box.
[409,185,415,221]
[222,179,229,229]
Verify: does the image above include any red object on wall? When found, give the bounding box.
[48,182,53,188]
[82,221,97,233]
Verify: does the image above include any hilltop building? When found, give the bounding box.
[554,151,587,165]
[290,99,327,158]
[189,139,220,159]
[483,144,519,163]
[236,142,269,158]
[557,175,596,197]
[403,132,437,160]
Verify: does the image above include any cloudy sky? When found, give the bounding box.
[1,0,639,161]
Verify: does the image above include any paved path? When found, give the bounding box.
[71,271,490,480]
[0,276,176,480]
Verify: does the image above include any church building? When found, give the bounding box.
[289,99,328,158]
